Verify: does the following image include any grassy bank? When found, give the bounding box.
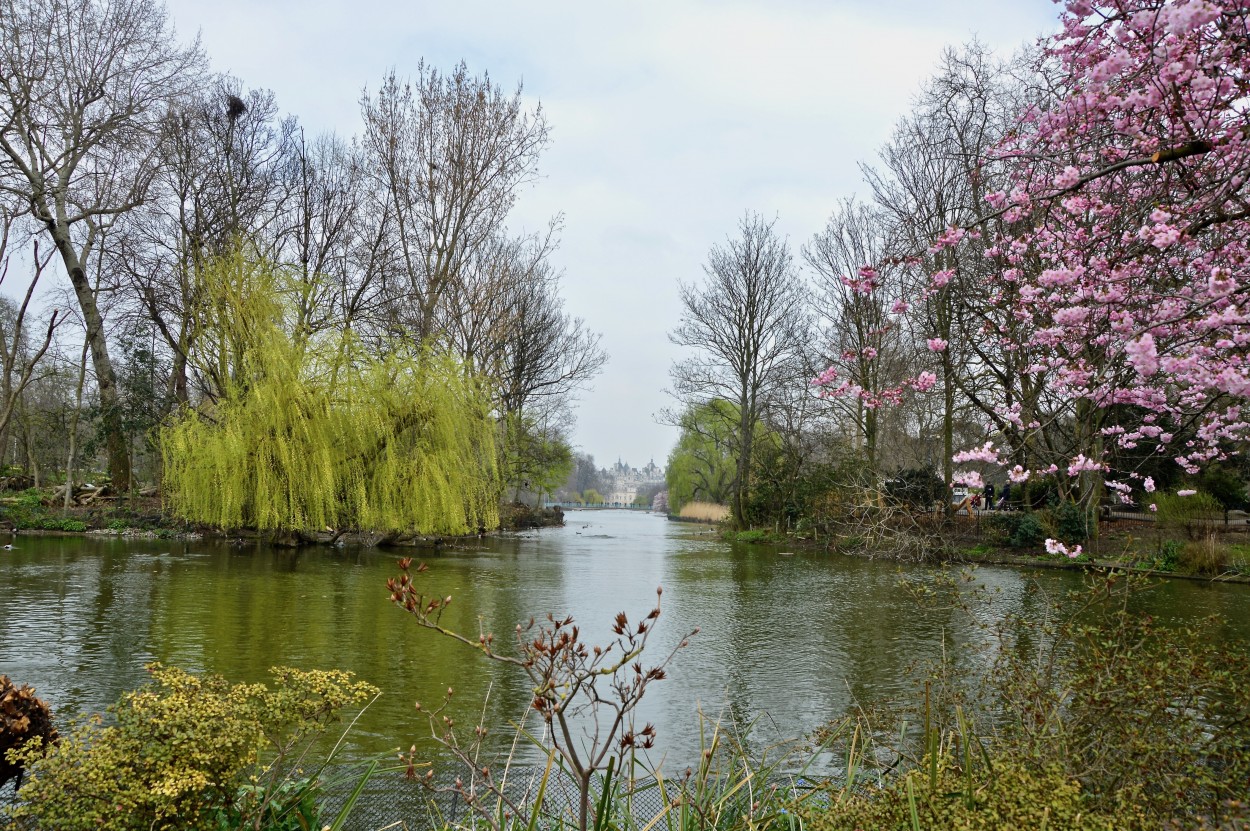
[0,487,565,545]
[712,506,1250,581]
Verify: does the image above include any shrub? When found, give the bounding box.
[731,528,771,544]
[11,664,377,831]
[797,754,1130,831]
[1181,536,1230,576]
[41,517,88,532]
[1153,538,1183,571]
[1197,465,1247,512]
[1,488,47,529]
[883,574,1250,824]
[0,676,57,792]
[389,562,697,831]
[988,511,1048,548]
[1153,491,1224,539]
[1020,477,1058,510]
[885,466,945,510]
[1050,499,1090,544]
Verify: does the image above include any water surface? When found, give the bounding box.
[2,510,1247,769]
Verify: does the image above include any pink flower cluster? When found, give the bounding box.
[813,0,1250,504]
[1045,539,1083,559]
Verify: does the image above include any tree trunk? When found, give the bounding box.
[169,347,189,406]
[577,771,592,831]
[64,340,91,510]
[734,386,754,530]
[20,410,39,488]
[49,230,131,491]
[942,350,955,520]
[865,407,878,469]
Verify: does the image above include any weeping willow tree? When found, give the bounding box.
[161,251,498,535]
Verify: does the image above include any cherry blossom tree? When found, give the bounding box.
[954,0,1250,518]
[821,3,1250,534]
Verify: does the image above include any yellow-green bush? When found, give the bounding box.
[9,664,376,831]
[797,754,1138,831]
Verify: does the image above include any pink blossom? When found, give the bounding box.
[839,267,878,295]
[1066,454,1104,476]
[1044,539,1082,558]
[1143,476,1156,493]
[952,470,984,489]
[1148,225,1182,248]
[1208,267,1236,298]
[1038,268,1079,287]
[1177,489,1197,497]
[1052,165,1082,189]
[927,338,948,352]
[911,371,938,392]
[1008,465,1031,484]
[1125,334,1159,377]
[953,442,1001,464]
[1052,306,1090,326]
[813,367,838,386]
[807,0,1250,505]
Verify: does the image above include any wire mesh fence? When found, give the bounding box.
[325,765,657,830]
[323,763,834,831]
[3,763,830,831]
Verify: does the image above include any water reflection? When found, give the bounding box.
[1,512,1247,768]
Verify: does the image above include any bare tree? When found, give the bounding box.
[360,62,550,347]
[109,80,295,407]
[496,274,607,423]
[0,0,206,488]
[439,227,605,498]
[0,209,63,457]
[864,42,1026,504]
[669,213,810,528]
[278,131,383,338]
[805,198,916,468]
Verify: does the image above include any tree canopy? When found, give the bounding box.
[160,253,498,535]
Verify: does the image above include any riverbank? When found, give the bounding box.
[0,489,565,546]
[715,512,1250,582]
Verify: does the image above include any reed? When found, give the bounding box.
[677,502,730,523]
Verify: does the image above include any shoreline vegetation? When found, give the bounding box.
[719,511,1250,583]
[0,488,565,547]
[3,485,1248,583]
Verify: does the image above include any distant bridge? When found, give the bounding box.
[544,502,653,511]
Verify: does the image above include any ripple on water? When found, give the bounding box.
[1,514,1247,768]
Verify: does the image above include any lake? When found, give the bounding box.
[2,509,1247,774]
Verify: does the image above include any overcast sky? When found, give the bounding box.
[163,0,1061,470]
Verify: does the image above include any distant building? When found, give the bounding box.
[601,458,666,506]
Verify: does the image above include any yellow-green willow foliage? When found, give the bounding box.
[161,254,499,535]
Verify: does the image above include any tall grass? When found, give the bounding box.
[419,709,830,831]
[677,502,730,522]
